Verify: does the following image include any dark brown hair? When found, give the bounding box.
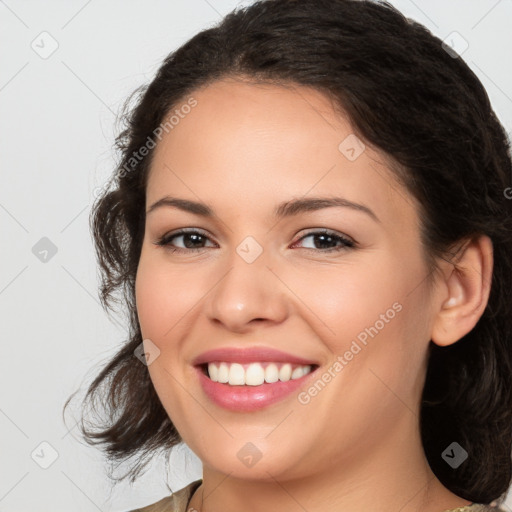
[64,0,512,504]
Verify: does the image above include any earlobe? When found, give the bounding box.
[430,235,493,347]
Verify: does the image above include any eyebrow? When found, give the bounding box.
[146,195,380,223]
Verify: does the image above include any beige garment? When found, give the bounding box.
[129,480,202,512]
[129,480,505,512]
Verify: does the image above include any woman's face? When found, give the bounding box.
[135,78,437,481]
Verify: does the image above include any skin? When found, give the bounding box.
[135,77,493,512]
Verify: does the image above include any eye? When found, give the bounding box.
[153,229,216,253]
[292,229,355,252]
[153,228,356,254]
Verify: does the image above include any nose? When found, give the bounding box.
[205,248,289,333]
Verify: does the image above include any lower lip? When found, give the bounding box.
[195,366,316,412]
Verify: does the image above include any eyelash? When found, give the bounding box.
[153,228,356,254]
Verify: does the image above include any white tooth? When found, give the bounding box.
[218,362,229,383]
[208,363,219,382]
[264,363,279,383]
[279,363,292,382]
[228,363,245,385]
[245,363,265,386]
[212,361,314,386]
[291,366,304,380]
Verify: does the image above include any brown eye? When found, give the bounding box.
[154,229,216,253]
[293,230,355,252]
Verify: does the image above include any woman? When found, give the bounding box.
[65,0,512,510]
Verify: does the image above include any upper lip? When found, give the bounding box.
[192,347,319,366]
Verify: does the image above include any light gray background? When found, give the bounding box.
[1,1,511,511]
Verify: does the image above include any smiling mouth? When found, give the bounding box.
[198,361,319,386]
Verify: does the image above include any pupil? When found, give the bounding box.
[185,234,203,248]
[315,234,334,249]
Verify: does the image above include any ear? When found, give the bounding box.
[431,235,493,347]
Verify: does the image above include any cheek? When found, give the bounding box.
[286,256,409,342]
[135,260,168,340]
[287,250,430,380]
[134,251,196,421]
[299,266,429,439]
[135,249,200,340]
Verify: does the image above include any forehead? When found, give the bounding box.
[146,78,416,229]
